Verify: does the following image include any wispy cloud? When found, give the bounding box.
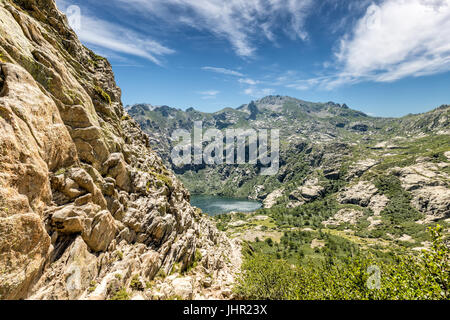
[198,90,220,99]
[244,87,275,98]
[202,66,244,77]
[56,0,174,65]
[238,78,259,85]
[112,0,314,57]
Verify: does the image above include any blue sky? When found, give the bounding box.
[56,0,450,117]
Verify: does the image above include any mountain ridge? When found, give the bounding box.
[129,95,449,120]
[128,96,449,169]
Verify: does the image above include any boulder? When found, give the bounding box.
[338,181,378,207]
[102,153,131,192]
[445,151,450,160]
[171,277,193,300]
[323,209,364,226]
[82,210,117,252]
[412,186,450,222]
[368,194,389,216]
[347,159,379,179]
[50,205,84,234]
[263,188,284,209]
[299,185,324,200]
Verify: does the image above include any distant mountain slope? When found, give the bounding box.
[128,97,449,249]
[128,96,449,165]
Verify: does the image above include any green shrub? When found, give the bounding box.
[235,254,297,300]
[236,226,449,300]
[149,171,174,189]
[372,175,423,237]
[88,281,97,293]
[130,274,144,291]
[94,85,111,105]
[109,288,130,300]
[115,250,124,261]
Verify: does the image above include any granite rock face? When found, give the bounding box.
[0,0,238,300]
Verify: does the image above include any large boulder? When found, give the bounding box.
[413,186,450,222]
[82,210,117,252]
[171,277,194,300]
[338,181,378,207]
[102,153,131,193]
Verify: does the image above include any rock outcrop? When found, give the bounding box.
[0,0,238,300]
[391,161,450,222]
[263,188,284,208]
[338,181,379,207]
[322,208,363,227]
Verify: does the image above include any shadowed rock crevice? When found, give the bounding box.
[0,66,5,96]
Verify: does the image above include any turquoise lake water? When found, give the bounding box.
[190,195,262,216]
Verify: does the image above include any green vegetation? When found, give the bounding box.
[88,281,97,293]
[94,85,111,105]
[93,53,106,62]
[148,170,174,190]
[236,226,449,300]
[249,229,362,266]
[368,134,450,173]
[184,249,202,274]
[262,197,339,229]
[145,281,154,290]
[115,250,124,261]
[109,288,130,300]
[55,168,66,176]
[130,274,144,291]
[155,268,167,280]
[360,175,426,240]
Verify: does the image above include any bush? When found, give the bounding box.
[109,288,130,300]
[236,226,449,300]
[235,254,297,300]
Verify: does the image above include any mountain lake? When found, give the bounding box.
[190,195,262,216]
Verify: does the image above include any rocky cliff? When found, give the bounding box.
[0,0,240,300]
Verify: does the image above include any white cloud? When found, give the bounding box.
[56,0,174,65]
[113,0,314,57]
[278,0,450,91]
[328,0,450,87]
[239,78,259,85]
[202,67,244,77]
[198,90,220,99]
[244,87,275,98]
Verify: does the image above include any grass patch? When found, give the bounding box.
[148,170,173,189]
[130,274,144,291]
[109,288,130,300]
[94,85,111,105]
[88,281,97,293]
